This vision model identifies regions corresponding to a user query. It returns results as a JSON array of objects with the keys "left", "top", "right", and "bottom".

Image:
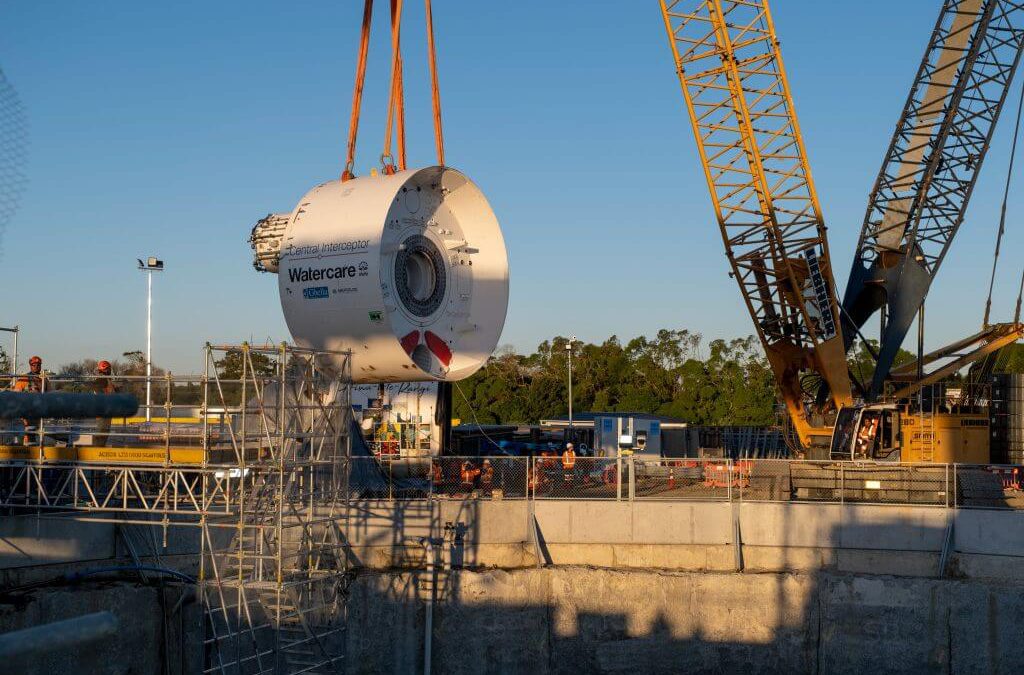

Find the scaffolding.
[{"left": 0, "top": 343, "right": 353, "bottom": 675}]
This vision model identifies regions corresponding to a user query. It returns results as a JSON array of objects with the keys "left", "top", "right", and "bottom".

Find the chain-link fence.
[
  {"left": 632, "top": 459, "right": 736, "bottom": 501},
  {"left": 530, "top": 456, "right": 626, "bottom": 500},
  {"left": 346, "top": 455, "right": 1024, "bottom": 509},
  {"left": 431, "top": 456, "right": 530, "bottom": 499}
]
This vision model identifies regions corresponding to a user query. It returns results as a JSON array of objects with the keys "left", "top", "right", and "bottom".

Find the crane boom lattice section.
[
  {"left": 844, "top": 0, "right": 1024, "bottom": 398},
  {"left": 859, "top": 0, "right": 1024, "bottom": 273},
  {"left": 660, "top": 0, "right": 851, "bottom": 444}
]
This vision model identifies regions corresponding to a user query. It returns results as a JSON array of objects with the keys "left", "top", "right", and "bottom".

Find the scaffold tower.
[{"left": 0, "top": 343, "right": 354, "bottom": 675}]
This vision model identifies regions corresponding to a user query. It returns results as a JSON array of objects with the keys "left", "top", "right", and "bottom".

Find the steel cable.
[{"left": 984, "top": 68, "right": 1024, "bottom": 326}]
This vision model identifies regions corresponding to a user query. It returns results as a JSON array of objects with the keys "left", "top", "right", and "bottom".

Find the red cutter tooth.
[
  {"left": 424, "top": 331, "right": 453, "bottom": 367},
  {"left": 400, "top": 331, "right": 420, "bottom": 356}
]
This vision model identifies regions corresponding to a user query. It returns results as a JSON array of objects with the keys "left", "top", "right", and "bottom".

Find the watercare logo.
[
  {"left": 288, "top": 265, "right": 358, "bottom": 283},
  {"left": 303, "top": 287, "right": 329, "bottom": 300}
]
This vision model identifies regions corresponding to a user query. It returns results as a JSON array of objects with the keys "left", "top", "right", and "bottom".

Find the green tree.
[
  {"left": 452, "top": 328, "right": 780, "bottom": 426},
  {"left": 215, "top": 348, "right": 276, "bottom": 380},
  {"left": 847, "top": 340, "right": 915, "bottom": 394}
]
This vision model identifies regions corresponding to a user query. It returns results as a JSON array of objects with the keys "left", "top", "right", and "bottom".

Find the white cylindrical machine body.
[{"left": 274, "top": 166, "right": 508, "bottom": 383}]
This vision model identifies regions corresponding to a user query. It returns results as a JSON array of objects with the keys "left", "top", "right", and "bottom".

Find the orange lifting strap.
[
  {"left": 342, "top": 0, "right": 447, "bottom": 181},
  {"left": 425, "top": 0, "right": 445, "bottom": 167},
  {"left": 382, "top": 0, "right": 406, "bottom": 174},
  {"left": 343, "top": 0, "right": 374, "bottom": 182}
]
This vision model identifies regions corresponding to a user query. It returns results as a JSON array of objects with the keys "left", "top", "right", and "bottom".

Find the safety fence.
[{"left": 352, "top": 456, "right": 1024, "bottom": 510}]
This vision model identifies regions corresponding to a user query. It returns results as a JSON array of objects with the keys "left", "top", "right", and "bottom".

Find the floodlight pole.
[
  {"left": 146, "top": 270, "right": 153, "bottom": 422},
  {"left": 138, "top": 258, "right": 164, "bottom": 423},
  {"left": 567, "top": 336, "right": 577, "bottom": 435}
]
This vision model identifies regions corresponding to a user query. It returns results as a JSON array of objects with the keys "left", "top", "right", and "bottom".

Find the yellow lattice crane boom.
[{"left": 659, "top": 0, "right": 852, "bottom": 446}]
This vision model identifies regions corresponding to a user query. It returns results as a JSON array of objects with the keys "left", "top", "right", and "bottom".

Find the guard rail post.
[
  {"left": 628, "top": 455, "right": 636, "bottom": 501},
  {"left": 953, "top": 463, "right": 959, "bottom": 509},
  {"left": 616, "top": 454, "right": 622, "bottom": 502},
  {"left": 840, "top": 462, "right": 845, "bottom": 505}
]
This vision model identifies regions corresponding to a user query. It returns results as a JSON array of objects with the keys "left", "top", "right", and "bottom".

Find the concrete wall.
[
  {"left": 6, "top": 500, "right": 1024, "bottom": 581},
  {"left": 4, "top": 499, "right": 1024, "bottom": 674},
  {"left": 0, "top": 517, "right": 116, "bottom": 569},
  {"left": 0, "top": 582, "right": 202, "bottom": 675},
  {"left": 347, "top": 566, "right": 1024, "bottom": 675},
  {"left": 342, "top": 498, "right": 1024, "bottom": 580},
  {"left": 344, "top": 499, "right": 532, "bottom": 569}
]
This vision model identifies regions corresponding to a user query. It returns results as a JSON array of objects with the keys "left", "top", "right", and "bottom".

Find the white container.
[{"left": 252, "top": 166, "right": 509, "bottom": 383}]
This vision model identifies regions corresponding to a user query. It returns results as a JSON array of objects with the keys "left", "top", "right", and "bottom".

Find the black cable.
[
  {"left": 4, "top": 565, "right": 196, "bottom": 595},
  {"left": 453, "top": 381, "right": 503, "bottom": 452},
  {"left": 984, "top": 71, "right": 1024, "bottom": 326}
]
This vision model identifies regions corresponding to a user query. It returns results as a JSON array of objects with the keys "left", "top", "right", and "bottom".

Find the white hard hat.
[{"left": 566, "top": 442, "right": 574, "bottom": 448}]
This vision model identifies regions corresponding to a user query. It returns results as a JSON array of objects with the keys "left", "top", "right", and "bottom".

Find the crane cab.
[
  {"left": 829, "top": 403, "right": 990, "bottom": 463},
  {"left": 830, "top": 405, "right": 900, "bottom": 461}
]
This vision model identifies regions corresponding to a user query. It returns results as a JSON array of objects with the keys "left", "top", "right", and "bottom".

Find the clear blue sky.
[{"left": 1, "top": 1, "right": 1022, "bottom": 374}]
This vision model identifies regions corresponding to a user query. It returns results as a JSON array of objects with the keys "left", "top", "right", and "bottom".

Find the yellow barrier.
[{"left": 0, "top": 445, "right": 206, "bottom": 464}]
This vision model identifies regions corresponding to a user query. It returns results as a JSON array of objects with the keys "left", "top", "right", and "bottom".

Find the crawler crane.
[{"left": 659, "top": 0, "right": 1024, "bottom": 462}]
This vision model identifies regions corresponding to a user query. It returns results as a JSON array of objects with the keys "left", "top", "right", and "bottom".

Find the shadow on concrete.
[{"left": 339, "top": 500, "right": 1024, "bottom": 675}]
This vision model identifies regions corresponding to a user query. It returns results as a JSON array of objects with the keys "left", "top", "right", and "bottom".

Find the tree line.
[
  {"left": 453, "top": 329, "right": 780, "bottom": 427},
  {"left": 452, "top": 329, "right": 925, "bottom": 427}
]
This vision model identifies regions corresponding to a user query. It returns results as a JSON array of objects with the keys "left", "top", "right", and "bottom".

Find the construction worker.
[
  {"left": 91, "top": 360, "right": 118, "bottom": 447},
  {"left": 460, "top": 460, "right": 479, "bottom": 493},
  {"left": 13, "top": 356, "right": 51, "bottom": 445},
  {"left": 431, "top": 460, "right": 444, "bottom": 494},
  {"left": 13, "top": 355, "right": 50, "bottom": 393},
  {"left": 562, "top": 442, "right": 577, "bottom": 487},
  {"left": 855, "top": 415, "right": 880, "bottom": 459},
  {"left": 480, "top": 459, "right": 495, "bottom": 496}
]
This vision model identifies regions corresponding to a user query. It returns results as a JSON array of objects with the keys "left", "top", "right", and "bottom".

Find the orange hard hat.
[
  {"left": 97, "top": 360, "right": 112, "bottom": 373},
  {"left": 29, "top": 355, "right": 41, "bottom": 365}
]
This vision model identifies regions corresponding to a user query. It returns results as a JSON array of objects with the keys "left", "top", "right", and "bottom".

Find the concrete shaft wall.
[
  {"left": 5, "top": 499, "right": 1024, "bottom": 674},
  {"left": 0, "top": 583, "right": 202, "bottom": 675},
  {"left": 347, "top": 567, "right": 1024, "bottom": 675},
  {"left": 343, "top": 499, "right": 1024, "bottom": 580}
]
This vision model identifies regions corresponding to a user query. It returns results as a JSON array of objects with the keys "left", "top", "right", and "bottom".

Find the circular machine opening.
[
  {"left": 394, "top": 235, "right": 447, "bottom": 318},
  {"left": 404, "top": 251, "right": 436, "bottom": 302}
]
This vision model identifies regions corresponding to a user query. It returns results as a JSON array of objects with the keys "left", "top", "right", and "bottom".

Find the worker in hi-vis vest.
[
  {"left": 13, "top": 356, "right": 52, "bottom": 445},
  {"left": 561, "top": 442, "right": 577, "bottom": 485}
]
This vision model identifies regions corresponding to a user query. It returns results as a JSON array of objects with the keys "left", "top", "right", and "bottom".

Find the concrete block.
[
  {"left": 742, "top": 545, "right": 835, "bottom": 573},
  {"left": 835, "top": 549, "right": 939, "bottom": 577},
  {"left": 608, "top": 544, "right": 735, "bottom": 571},
  {"left": 545, "top": 543, "right": 617, "bottom": 568},
  {"left": 0, "top": 517, "right": 114, "bottom": 569},
  {"left": 739, "top": 502, "right": 844, "bottom": 548},
  {"left": 953, "top": 553, "right": 1024, "bottom": 581},
  {"left": 567, "top": 501, "right": 634, "bottom": 544},
  {"left": 953, "top": 509, "right": 1024, "bottom": 557},
  {"left": 469, "top": 500, "right": 528, "bottom": 543},
  {"left": 630, "top": 502, "right": 732, "bottom": 545},
  {"left": 345, "top": 500, "right": 436, "bottom": 547},
  {"left": 533, "top": 501, "right": 572, "bottom": 542},
  {"left": 839, "top": 505, "right": 946, "bottom": 551}
]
